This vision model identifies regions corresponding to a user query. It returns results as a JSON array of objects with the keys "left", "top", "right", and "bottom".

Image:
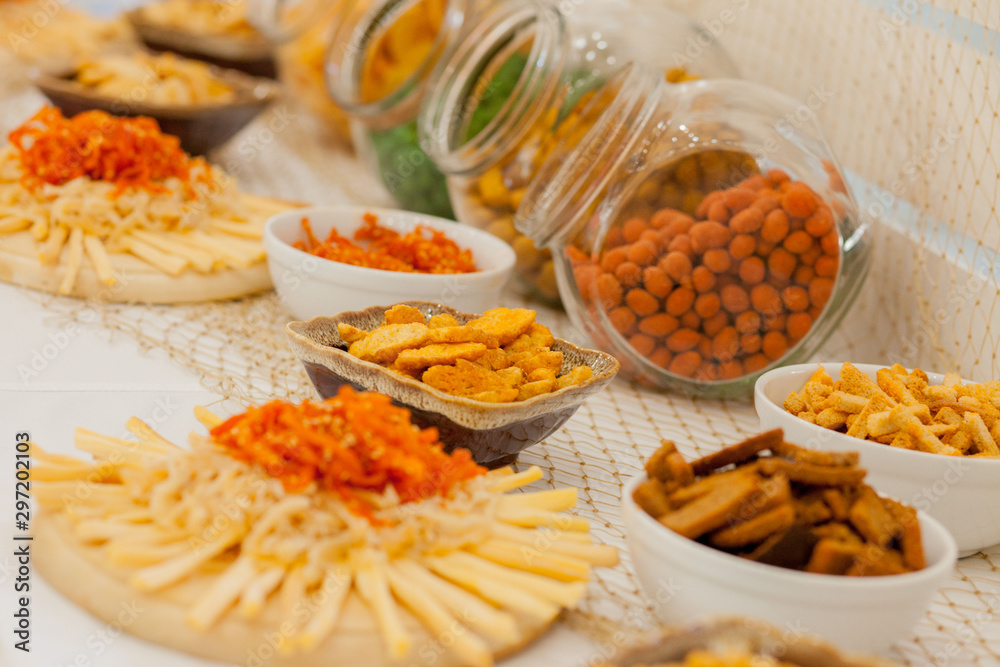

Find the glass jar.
[
  {"left": 249, "top": 0, "right": 353, "bottom": 143},
  {"left": 515, "top": 64, "right": 872, "bottom": 397},
  {"left": 323, "top": 0, "right": 486, "bottom": 218},
  {"left": 419, "top": 0, "right": 739, "bottom": 305}
]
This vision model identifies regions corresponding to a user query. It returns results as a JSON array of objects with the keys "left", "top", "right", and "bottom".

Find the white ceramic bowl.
[
  {"left": 622, "top": 474, "right": 957, "bottom": 654},
  {"left": 264, "top": 206, "right": 515, "bottom": 320},
  {"left": 755, "top": 363, "right": 1000, "bottom": 556}
]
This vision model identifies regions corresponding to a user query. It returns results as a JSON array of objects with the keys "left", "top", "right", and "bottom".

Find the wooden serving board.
[
  {"left": 34, "top": 513, "right": 556, "bottom": 667},
  {"left": 0, "top": 194, "right": 297, "bottom": 304}
]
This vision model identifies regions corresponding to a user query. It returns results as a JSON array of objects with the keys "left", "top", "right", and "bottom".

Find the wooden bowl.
[
  {"left": 126, "top": 8, "right": 277, "bottom": 78},
  {"left": 32, "top": 64, "right": 279, "bottom": 155},
  {"left": 285, "top": 301, "right": 620, "bottom": 467}
]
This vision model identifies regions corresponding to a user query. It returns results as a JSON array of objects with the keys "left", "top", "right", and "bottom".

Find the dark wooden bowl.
[
  {"left": 126, "top": 9, "right": 277, "bottom": 79},
  {"left": 285, "top": 301, "right": 620, "bottom": 468},
  {"left": 32, "top": 64, "right": 280, "bottom": 155}
]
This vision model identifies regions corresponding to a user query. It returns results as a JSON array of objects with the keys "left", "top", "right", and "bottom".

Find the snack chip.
[
  {"left": 347, "top": 322, "right": 430, "bottom": 365},
  {"left": 633, "top": 428, "right": 926, "bottom": 575},
  {"left": 343, "top": 306, "right": 594, "bottom": 402},
  {"left": 467, "top": 307, "right": 536, "bottom": 346},
  {"left": 784, "top": 363, "right": 1000, "bottom": 458}
]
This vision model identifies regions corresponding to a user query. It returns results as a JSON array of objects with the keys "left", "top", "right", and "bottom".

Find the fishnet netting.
[{"left": 5, "top": 0, "right": 1000, "bottom": 663}]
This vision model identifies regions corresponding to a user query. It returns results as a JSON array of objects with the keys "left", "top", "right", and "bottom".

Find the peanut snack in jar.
[
  {"left": 325, "top": 0, "right": 465, "bottom": 218},
  {"left": 574, "top": 164, "right": 839, "bottom": 382},
  {"left": 515, "top": 66, "right": 871, "bottom": 397},
  {"left": 459, "top": 63, "right": 698, "bottom": 303},
  {"left": 420, "top": 0, "right": 739, "bottom": 305}
]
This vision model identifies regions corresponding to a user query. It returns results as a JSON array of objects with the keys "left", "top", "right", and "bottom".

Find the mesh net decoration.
[{"left": 6, "top": 0, "right": 1000, "bottom": 664}]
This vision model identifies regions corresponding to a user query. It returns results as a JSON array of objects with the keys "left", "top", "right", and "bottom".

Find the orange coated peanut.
[{"left": 626, "top": 288, "right": 660, "bottom": 317}]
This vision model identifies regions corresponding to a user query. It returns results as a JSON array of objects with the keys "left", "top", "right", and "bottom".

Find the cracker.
[
  {"left": 773, "top": 441, "right": 859, "bottom": 467},
  {"left": 428, "top": 313, "right": 460, "bottom": 328},
  {"left": 512, "top": 349, "right": 564, "bottom": 376},
  {"left": 422, "top": 359, "right": 513, "bottom": 399},
  {"left": 884, "top": 496, "right": 925, "bottom": 570},
  {"left": 632, "top": 480, "right": 672, "bottom": 518},
  {"left": 504, "top": 323, "right": 556, "bottom": 354},
  {"left": 839, "top": 362, "right": 883, "bottom": 399},
  {"left": 757, "top": 458, "right": 867, "bottom": 486},
  {"left": 708, "top": 503, "right": 796, "bottom": 549},
  {"left": 347, "top": 323, "right": 429, "bottom": 365},
  {"left": 466, "top": 308, "right": 536, "bottom": 346},
  {"left": 527, "top": 368, "right": 558, "bottom": 383},
  {"left": 494, "top": 367, "right": 525, "bottom": 388},
  {"left": 470, "top": 389, "right": 519, "bottom": 403},
  {"left": 792, "top": 492, "right": 833, "bottom": 526},
  {"left": 690, "top": 429, "right": 783, "bottom": 476},
  {"left": 556, "top": 366, "right": 593, "bottom": 390},
  {"left": 394, "top": 343, "right": 488, "bottom": 371},
  {"left": 337, "top": 323, "right": 368, "bottom": 344},
  {"left": 846, "top": 547, "right": 907, "bottom": 576},
  {"left": 805, "top": 538, "right": 864, "bottom": 575},
  {"left": 848, "top": 486, "right": 898, "bottom": 549},
  {"left": 517, "top": 379, "right": 556, "bottom": 401},
  {"left": 474, "top": 348, "right": 510, "bottom": 371},
  {"left": 425, "top": 326, "right": 499, "bottom": 348},
  {"left": 962, "top": 411, "right": 1000, "bottom": 456},
  {"left": 659, "top": 470, "right": 761, "bottom": 539},
  {"left": 382, "top": 304, "right": 427, "bottom": 325}
]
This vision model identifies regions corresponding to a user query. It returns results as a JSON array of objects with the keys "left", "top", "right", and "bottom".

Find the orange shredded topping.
[
  {"left": 209, "top": 387, "right": 486, "bottom": 520},
  {"left": 8, "top": 106, "right": 209, "bottom": 197},
  {"left": 294, "top": 212, "right": 478, "bottom": 274}
]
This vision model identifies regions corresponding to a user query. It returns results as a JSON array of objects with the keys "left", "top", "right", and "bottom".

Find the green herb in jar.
[{"left": 369, "top": 121, "right": 455, "bottom": 219}]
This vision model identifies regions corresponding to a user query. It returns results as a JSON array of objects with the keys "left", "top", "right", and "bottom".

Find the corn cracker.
[
  {"left": 504, "top": 323, "right": 556, "bottom": 354},
  {"left": 466, "top": 308, "right": 535, "bottom": 346},
  {"left": 395, "top": 343, "right": 488, "bottom": 371},
  {"left": 347, "top": 323, "right": 429, "bottom": 365},
  {"left": 383, "top": 304, "right": 427, "bottom": 325},
  {"left": 556, "top": 365, "right": 593, "bottom": 390},
  {"left": 337, "top": 323, "right": 368, "bottom": 344}
]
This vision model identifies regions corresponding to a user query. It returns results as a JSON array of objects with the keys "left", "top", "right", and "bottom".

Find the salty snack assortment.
[
  {"left": 340, "top": 305, "right": 594, "bottom": 402},
  {"left": 0, "top": 107, "right": 291, "bottom": 300},
  {"left": 785, "top": 363, "right": 1000, "bottom": 457},
  {"left": 71, "top": 51, "right": 236, "bottom": 106},
  {"left": 295, "top": 213, "right": 478, "bottom": 273},
  {"left": 31, "top": 388, "right": 618, "bottom": 666},
  {"left": 633, "top": 429, "right": 926, "bottom": 575}
]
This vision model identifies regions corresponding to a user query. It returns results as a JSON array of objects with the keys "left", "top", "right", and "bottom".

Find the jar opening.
[
  {"left": 324, "top": 0, "right": 467, "bottom": 123},
  {"left": 419, "top": 0, "right": 566, "bottom": 176},
  {"left": 516, "top": 63, "right": 663, "bottom": 249}
]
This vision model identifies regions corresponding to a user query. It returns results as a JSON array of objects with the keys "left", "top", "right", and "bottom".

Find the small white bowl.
[
  {"left": 263, "top": 206, "right": 515, "bottom": 320},
  {"left": 622, "top": 474, "right": 957, "bottom": 654},
  {"left": 755, "top": 363, "right": 1000, "bottom": 556}
]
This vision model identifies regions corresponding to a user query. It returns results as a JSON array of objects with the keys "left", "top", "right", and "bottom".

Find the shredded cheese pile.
[
  {"left": 210, "top": 389, "right": 486, "bottom": 519},
  {"left": 31, "top": 394, "right": 619, "bottom": 666},
  {"left": 0, "top": 107, "right": 288, "bottom": 293}
]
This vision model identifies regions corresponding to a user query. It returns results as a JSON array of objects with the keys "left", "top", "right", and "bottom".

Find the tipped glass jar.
[
  {"left": 419, "top": 0, "right": 739, "bottom": 305},
  {"left": 323, "top": 0, "right": 488, "bottom": 218},
  {"left": 515, "top": 64, "right": 871, "bottom": 397},
  {"left": 249, "top": 0, "right": 353, "bottom": 143}
]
